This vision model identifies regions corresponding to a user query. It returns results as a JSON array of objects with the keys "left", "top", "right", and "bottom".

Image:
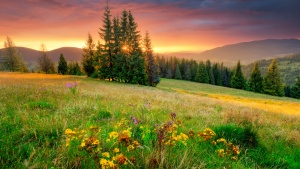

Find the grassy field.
[{"left": 1, "top": 72, "right": 300, "bottom": 168}]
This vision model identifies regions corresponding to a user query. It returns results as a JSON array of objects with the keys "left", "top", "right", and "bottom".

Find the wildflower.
[
  {"left": 109, "top": 132, "right": 119, "bottom": 139},
  {"left": 180, "top": 133, "right": 188, "bottom": 141},
  {"left": 80, "top": 141, "right": 86, "bottom": 147},
  {"left": 100, "top": 158, "right": 115, "bottom": 169},
  {"left": 130, "top": 116, "right": 139, "bottom": 125},
  {"left": 92, "top": 139, "right": 100, "bottom": 145},
  {"left": 65, "top": 129, "right": 76, "bottom": 135},
  {"left": 212, "top": 141, "right": 217, "bottom": 146},
  {"left": 113, "top": 148, "right": 120, "bottom": 153},
  {"left": 132, "top": 141, "right": 140, "bottom": 146},
  {"left": 217, "top": 149, "right": 225, "bottom": 158},
  {"left": 217, "top": 138, "right": 227, "bottom": 144},
  {"left": 232, "top": 156, "right": 238, "bottom": 161},
  {"left": 198, "top": 128, "right": 216, "bottom": 140},
  {"left": 66, "top": 138, "right": 70, "bottom": 147},
  {"left": 232, "top": 145, "right": 240, "bottom": 155},
  {"left": 106, "top": 139, "right": 111, "bottom": 143},
  {"left": 127, "top": 145, "right": 135, "bottom": 151},
  {"left": 102, "top": 152, "right": 110, "bottom": 158},
  {"left": 115, "top": 154, "right": 127, "bottom": 165},
  {"left": 89, "top": 126, "right": 99, "bottom": 131}
]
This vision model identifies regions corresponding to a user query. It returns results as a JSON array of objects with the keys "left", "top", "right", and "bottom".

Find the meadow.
[{"left": 0, "top": 72, "right": 300, "bottom": 168}]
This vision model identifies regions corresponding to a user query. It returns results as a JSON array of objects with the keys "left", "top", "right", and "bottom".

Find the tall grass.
[{"left": 0, "top": 72, "right": 299, "bottom": 168}]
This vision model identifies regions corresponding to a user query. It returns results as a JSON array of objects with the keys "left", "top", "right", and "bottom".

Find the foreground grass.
[{"left": 0, "top": 72, "right": 299, "bottom": 168}]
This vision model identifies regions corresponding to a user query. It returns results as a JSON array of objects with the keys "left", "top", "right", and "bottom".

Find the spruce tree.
[
  {"left": 127, "top": 11, "right": 147, "bottom": 85},
  {"left": 290, "top": 76, "right": 300, "bottom": 98},
  {"left": 184, "top": 64, "right": 192, "bottom": 81},
  {"left": 263, "top": 59, "right": 284, "bottom": 96},
  {"left": 212, "top": 63, "right": 222, "bottom": 86},
  {"left": 57, "top": 53, "right": 68, "bottom": 75},
  {"left": 175, "top": 64, "right": 182, "bottom": 80},
  {"left": 143, "top": 31, "right": 160, "bottom": 86},
  {"left": 82, "top": 33, "right": 96, "bottom": 77},
  {"left": 195, "top": 61, "right": 209, "bottom": 83},
  {"left": 2, "top": 36, "right": 28, "bottom": 72},
  {"left": 230, "top": 61, "right": 246, "bottom": 89},
  {"left": 98, "top": 5, "right": 114, "bottom": 80},
  {"left": 37, "top": 44, "right": 55, "bottom": 74},
  {"left": 206, "top": 60, "right": 214, "bottom": 84},
  {"left": 249, "top": 62, "right": 263, "bottom": 93}
]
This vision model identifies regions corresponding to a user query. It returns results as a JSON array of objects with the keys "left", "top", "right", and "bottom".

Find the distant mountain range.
[
  {"left": 1, "top": 38, "right": 300, "bottom": 69},
  {"left": 198, "top": 39, "right": 300, "bottom": 65},
  {"left": 0, "top": 47, "right": 83, "bottom": 70}
]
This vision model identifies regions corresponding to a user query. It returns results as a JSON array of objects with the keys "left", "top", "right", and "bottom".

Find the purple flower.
[{"left": 66, "top": 83, "right": 72, "bottom": 88}]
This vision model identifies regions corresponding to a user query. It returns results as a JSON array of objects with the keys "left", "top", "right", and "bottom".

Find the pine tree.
[
  {"left": 82, "top": 33, "right": 96, "bottom": 77},
  {"left": 143, "top": 31, "right": 160, "bottom": 86},
  {"left": 2, "top": 36, "right": 28, "bottom": 72},
  {"left": 212, "top": 63, "right": 222, "bottom": 86},
  {"left": 195, "top": 61, "right": 209, "bottom": 83},
  {"left": 57, "top": 53, "right": 68, "bottom": 75},
  {"left": 98, "top": 5, "right": 114, "bottom": 80},
  {"left": 190, "top": 60, "right": 198, "bottom": 81},
  {"left": 126, "top": 11, "right": 147, "bottom": 85},
  {"left": 174, "top": 64, "right": 182, "bottom": 80},
  {"left": 230, "top": 61, "right": 246, "bottom": 89},
  {"left": 37, "top": 44, "right": 55, "bottom": 74},
  {"left": 68, "top": 61, "right": 83, "bottom": 75},
  {"left": 206, "top": 60, "right": 214, "bottom": 84},
  {"left": 263, "top": 59, "right": 284, "bottom": 96},
  {"left": 249, "top": 62, "right": 263, "bottom": 93},
  {"left": 184, "top": 64, "right": 192, "bottom": 81},
  {"left": 290, "top": 76, "right": 300, "bottom": 98}
]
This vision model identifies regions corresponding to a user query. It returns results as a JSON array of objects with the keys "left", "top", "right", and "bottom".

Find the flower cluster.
[
  {"left": 66, "top": 82, "right": 77, "bottom": 94},
  {"left": 64, "top": 114, "right": 242, "bottom": 168}
]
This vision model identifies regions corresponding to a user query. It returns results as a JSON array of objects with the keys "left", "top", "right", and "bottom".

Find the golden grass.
[{"left": 0, "top": 72, "right": 69, "bottom": 79}]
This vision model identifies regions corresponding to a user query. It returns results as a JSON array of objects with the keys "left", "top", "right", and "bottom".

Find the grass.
[{"left": 0, "top": 72, "right": 300, "bottom": 168}]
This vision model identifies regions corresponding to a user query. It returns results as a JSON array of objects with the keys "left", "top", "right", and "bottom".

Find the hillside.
[
  {"left": 198, "top": 39, "right": 300, "bottom": 65},
  {"left": 0, "top": 47, "right": 83, "bottom": 70},
  {"left": 243, "top": 54, "right": 300, "bottom": 86}
]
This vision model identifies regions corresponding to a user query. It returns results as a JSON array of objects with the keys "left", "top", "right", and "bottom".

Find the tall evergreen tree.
[
  {"left": 126, "top": 11, "right": 147, "bottom": 84},
  {"left": 195, "top": 61, "right": 209, "bottom": 83},
  {"left": 1, "top": 36, "right": 28, "bottom": 72},
  {"left": 206, "top": 60, "right": 214, "bottom": 85},
  {"left": 143, "top": 31, "right": 160, "bottom": 86},
  {"left": 37, "top": 44, "right": 55, "bottom": 74},
  {"left": 212, "top": 63, "right": 222, "bottom": 86},
  {"left": 57, "top": 53, "right": 68, "bottom": 75},
  {"left": 249, "top": 62, "right": 263, "bottom": 93},
  {"left": 230, "top": 61, "right": 246, "bottom": 89},
  {"left": 263, "top": 59, "right": 284, "bottom": 96},
  {"left": 82, "top": 33, "right": 96, "bottom": 77},
  {"left": 290, "top": 76, "right": 300, "bottom": 98},
  {"left": 98, "top": 5, "right": 114, "bottom": 80},
  {"left": 190, "top": 60, "right": 198, "bottom": 81},
  {"left": 184, "top": 64, "right": 192, "bottom": 81},
  {"left": 68, "top": 61, "right": 83, "bottom": 75},
  {"left": 174, "top": 64, "right": 182, "bottom": 80}
]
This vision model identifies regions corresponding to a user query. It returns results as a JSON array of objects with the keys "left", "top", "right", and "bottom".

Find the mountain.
[
  {"left": 243, "top": 53, "right": 300, "bottom": 86},
  {"left": 0, "top": 47, "right": 83, "bottom": 70},
  {"left": 198, "top": 39, "right": 300, "bottom": 65}
]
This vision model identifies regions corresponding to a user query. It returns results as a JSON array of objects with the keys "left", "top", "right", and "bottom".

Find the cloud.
[{"left": 1, "top": 0, "right": 299, "bottom": 51}]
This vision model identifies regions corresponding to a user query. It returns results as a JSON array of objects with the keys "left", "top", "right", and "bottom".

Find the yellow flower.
[
  {"left": 132, "top": 140, "right": 140, "bottom": 146},
  {"left": 100, "top": 158, "right": 107, "bottom": 165},
  {"left": 80, "top": 141, "right": 86, "bottom": 147},
  {"left": 232, "top": 156, "right": 238, "bottom": 161},
  {"left": 109, "top": 131, "right": 119, "bottom": 139},
  {"left": 217, "top": 149, "right": 225, "bottom": 158},
  {"left": 232, "top": 145, "right": 240, "bottom": 155},
  {"left": 65, "top": 129, "right": 76, "bottom": 135},
  {"left": 127, "top": 145, "right": 135, "bottom": 151},
  {"left": 180, "top": 133, "right": 189, "bottom": 140},
  {"left": 217, "top": 138, "right": 227, "bottom": 144},
  {"left": 212, "top": 141, "right": 217, "bottom": 146},
  {"left": 66, "top": 138, "right": 70, "bottom": 147},
  {"left": 102, "top": 152, "right": 110, "bottom": 158},
  {"left": 113, "top": 148, "right": 120, "bottom": 153},
  {"left": 92, "top": 139, "right": 100, "bottom": 145},
  {"left": 106, "top": 139, "right": 111, "bottom": 143}
]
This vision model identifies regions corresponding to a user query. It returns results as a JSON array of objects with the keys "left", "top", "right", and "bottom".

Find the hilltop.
[{"left": 243, "top": 54, "right": 300, "bottom": 86}]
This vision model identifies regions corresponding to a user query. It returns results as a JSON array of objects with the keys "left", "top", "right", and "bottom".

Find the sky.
[{"left": 1, "top": 0, "right": 300, "bottom": 53}]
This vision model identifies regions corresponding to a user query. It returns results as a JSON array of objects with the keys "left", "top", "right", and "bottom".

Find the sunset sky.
[{"left": 1, "top": 0, "right": 300, "bottom": 53}]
